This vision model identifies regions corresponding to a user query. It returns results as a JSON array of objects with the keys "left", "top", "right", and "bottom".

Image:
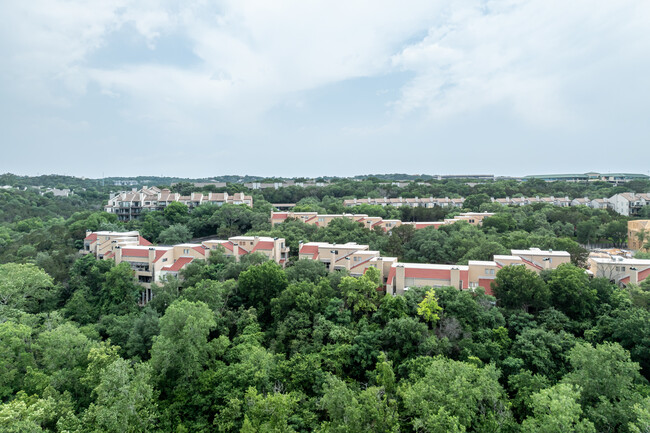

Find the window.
[
  {"left": 162, "top": 258, "right": 167, "bottom": 262},
  {"left": 183, "top": 249, "right": 189, "bottom": 254}
]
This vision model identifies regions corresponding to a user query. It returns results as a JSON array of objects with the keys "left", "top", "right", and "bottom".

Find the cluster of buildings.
[
  {"left": 524, "top": 172, "right": 649, "bottom": 184},
  {"left": 82, "top": 230, "right": 289, "bottom": 302},
  {"left": 298, "top": 242, "right": 571, "bottom": 295},
  {"left": 588, "top": 255, "right": 650, "bottom": 286},
  {"left": 270, "top": 211, "right": 494, "bottom": 231},
  {"left": 342, "top": 193, "right": 650, "bottom": 216},
  {"left": 628, "top": 220, "right": 650, "bottom": 251},
  {"left": 105, "top": 187, "right": 253, "bottom": 221}
]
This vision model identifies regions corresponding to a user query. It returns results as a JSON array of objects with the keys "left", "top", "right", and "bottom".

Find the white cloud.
[
  {"left": 390, "top": 0, "right": 650, "bottom": 127},
  {"left": 1, "top": 0, "right": 650, "bottom": 177}
]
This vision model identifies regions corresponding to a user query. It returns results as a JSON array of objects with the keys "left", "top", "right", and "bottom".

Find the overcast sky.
[{"left": 1, "top": 0, "right": 649, "bottom": 179}]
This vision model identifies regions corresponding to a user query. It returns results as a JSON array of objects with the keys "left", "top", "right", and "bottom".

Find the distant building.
[
  {"left": 608, "top": 193, "right": 650, "bottom": 216},
  {"left": 270, "top": 211, "right": 494, "bottom": 230},
  {"left": 588, "top": 255, "right": 650, "bottom": 286},
  {"left": 83, "top": 231, "right": 288, "bottom": 303},
  {"left": 113, "top": 180, "right": 140, "bottom": 186},
  {"left": 295, "top": 243, "right": 569, "bottom": 296},
  {"left": 524, "top": 172, "right": 649, "bottom": 184},
  {"left": 628, "top": 220, "right": 650, "bottom": 251},
  {"left": 105, "top": 186, "right": 253, "bottom": 221}
]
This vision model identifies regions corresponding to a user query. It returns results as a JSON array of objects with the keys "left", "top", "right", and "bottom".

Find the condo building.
[
  {"left": 270, "top": 211, "right": 494, "bottom": 230},
  {"left": 83, "top": 231, "right": 289, "bottom": 301},
  {"left": 105, "top": 186, "right": 253, "bottom": 221}
]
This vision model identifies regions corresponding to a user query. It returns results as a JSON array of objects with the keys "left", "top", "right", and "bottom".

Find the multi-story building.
[
  {"left": 83, "top": 230, "right": 152, "bottom": 258},
  {"left": 524, "top": 172, "right": 649, "bottom": 184},
  {"left": 343, "top": 197, "right": 466, "bottom": 208},
  {"left": 83, "top": 231, "right": 289, "bottom": 298},
  {"left": 628, "top": 220, "right": 650, "bottom": 251},
  {"left": 270, "top": 211, "right": 494, "bottom": 230},
  {"left": 608, "top": 193, "right": 650, "bottom": 217},
  {"left": 296, "top": 242, "right": 570, "bottom": 296},
  {"left": 588, "top": 256, "right": 650, "bottom": 286},
  {"left": 105, "top": 186, "right": 253, "bottom": 221}
]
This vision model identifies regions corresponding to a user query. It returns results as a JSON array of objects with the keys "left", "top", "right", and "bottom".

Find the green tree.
[
  {"left": 163, "top": 202, "right": 189, "bottom": 225},
  {"left": 417, "top": 289, "right": 443, "bottom": 326},
  {"left": 0, "top": 322, "right": 35, "bottom": 400},
  {"left": 339, "top": 267, "right": 381, "bottom": 316},
  {"left": 82, "top": 359, "right": 158, "bottom": 433},
  {"left": 563, "top": 342, "right": 645, "bottom": 432},
  {"left": 547, "top": 264, "right": 597, "bottom": 319},
  {"left": 0, "top": 263, "right": 54, "bottom": 313},
  {"left": 399, "top": 357, "right": 511, "bottom": 432},
  {"left": 492, "top": 265, "right": 550, "bottom": 312},
  {"left": 157, "top": 223, "right": 192, "bottom": 245},
  {"left": 238, "top": 261, "right": 288, "bottom": 325},
  {"left": 149, "top": 300, "right": 216, "bottom": 391},
  {"left": 521, "top": 383, "right": 595, "bottom": 433}
]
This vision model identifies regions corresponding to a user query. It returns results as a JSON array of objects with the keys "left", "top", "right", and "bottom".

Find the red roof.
[
  {"left": 306, "top": 216, "right": 318, "bottom": 223},
  {"left": 520, "top": 257, "right": 543, "bottom": 271},
  {"left": 351, "top": 257, "right": 373, "bottom": 269},
  {"left": 387, "top": 267, "right": 396, "bottom": 285},
  {"left": 162, "top": 256, "right": 194, "bottom": 272},
  {"left": 122, "top": 248, "right": 149, "bottom": 258},
  {"left": 154, "top": 250, "right": 168, "bottom": 262},
  {"left": 220, "top": 242, "right": 234, "bottom": 252},
  {"left": 84, "top": 233, "right": 97, "bottom": 242},
  {"left": 252, "top": 241, "right": 274, "bottom": 252},
  {"left": 300, "top": 245, "right": 319, "bottom": 259},
  {"left": 104, "top": 251, "right": 114, "bottom": 259},
  {"left": 192, "top": 245, "right": 206, "bottom": 256},
  {"left": 272, "top": 213, "right": 288, "bottom": 220},
  {"left": 138, "top": 236, "right": 152, "bottom": 246}
]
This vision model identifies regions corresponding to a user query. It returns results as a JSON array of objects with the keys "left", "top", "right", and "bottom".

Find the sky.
[{"left": 1, "top": 0, "right": 649, "bottom": 179}]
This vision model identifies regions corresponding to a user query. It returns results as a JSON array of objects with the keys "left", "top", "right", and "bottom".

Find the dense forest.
[{"left": 1, "top": 175, "right": 650, "bottom": 432}]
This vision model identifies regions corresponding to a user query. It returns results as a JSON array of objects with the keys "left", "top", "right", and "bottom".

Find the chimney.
[
  {"left": 148, "top": 247, "right": 155, "bottom": 266},
  {"left": 233, "top": 243, "right": 240, "bottom": 262},
  {"left": 115, "top": 246, "right": 122, "bottom": 264},
  {"left": 450, "top": 267, "right": 461, "bottom": 289},
  {"left": 395, "top": 265, "right": 406, "bottom": 295}
]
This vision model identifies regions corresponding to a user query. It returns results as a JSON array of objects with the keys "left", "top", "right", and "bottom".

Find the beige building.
[
  {"left": 628, "top": 220, "right": 650, "bottom": 251},
  {"left": 271, "top": 211, "right": 494, "bottom": 230},
  {"left": 84, "top": 231, "right": 289, "bottom": 301},
  {"left": 297, "top": 241, "right": 569, "bottom": 296},
  {"left": 105, "top": 186, "right": 253, "bottom": 221},
  {"left": 588, "top": 256, "right": 650, "bottom": 286},
  {"left": 83, "top": 230, "right": 152, "bottom": 258}
]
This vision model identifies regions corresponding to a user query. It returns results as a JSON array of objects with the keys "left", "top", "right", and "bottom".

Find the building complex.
[
  {"left": 270, "top": 211, "right": 494, "bottom": 230},
  {"left": 298, "top": 242, "right": 571, "bottom": 295},
  {"left": 105, "top": 186, "right": 253, "bottom": 221},
  {"left": 83, "top": 231, "right": 289, "bottom": 302}
]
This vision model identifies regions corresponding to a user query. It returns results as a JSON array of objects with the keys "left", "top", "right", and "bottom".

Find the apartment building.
[
  {"left": 343, "top": 197, "right": 466, "bottom": 208},
  {"left": 105, "top": 186, "right": 253, "bottom": 221},
  {"left": 608, "top": 193, "right": 650, "bottom": 217},
  {"left": 296, "top": 241, "right": 569, "bottom": 296},
  {"left": 588, "top": 256, "right": 650, "bottom": 286},
  {"left": 270, "top": 211, "right": 494, "bottom": 230},
  {"left": 524, "top": 172, "right": 649, "bottom": 184},
  {"left": 83, "top": 230, "right": 152, "bottom": 258},
  {"left": 83, "top": 231, "right": 289, "bottom": 298},
  {"left": 628, "top": 220, "right": 650, "bottom": 251}
]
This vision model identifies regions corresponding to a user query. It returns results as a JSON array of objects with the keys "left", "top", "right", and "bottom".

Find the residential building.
[
  {"left": 296, "top": 242, "right": 569, "bottom": 296},
  {"left": 628, "top": 220, "right": 650, "bottom": 251},
  {"left": 524, "top": 172, "right": 649, "bottom": 184},
  {"left": 608, "top": 193, "right": 650, "bottom": 216},
  {"left": 588, "top": 256, "right": 650, "bottom": 286},
  {"left": 342, "top": 197, "right": 466, "bottom": 208},
  {"left": 105, "top": 186, "right": 253, "bottom": 221},
  {"left": 83, "top": 231, "right": 289, "bottom": 300},
  {"left": 83, "top": 230, "right": 152, "bottom": 258},
  {"left": 270, "top": 211, "right": 494, "bottom": 230}
]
